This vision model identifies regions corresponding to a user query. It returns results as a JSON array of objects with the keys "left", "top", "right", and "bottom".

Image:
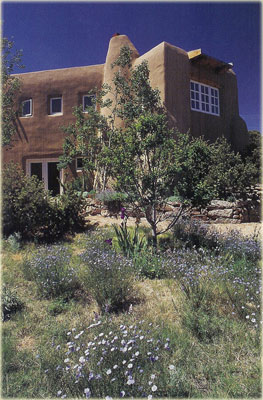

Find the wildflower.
[
  {"left": 128, "top": 363, "right": 133, "bottom": 369},
  {"left": 106, "top": 369, "right": 112, "bottom": 375},
  {"left": 105, "top": 238, "right": 112, "bottom": 245},
  {"left": 113, "top": 364, "right": 118, "bottom": 369},
  {"left": 152, "top": 385, "right": 158, "bottom": 392},
  {"left": 105, "top": 397, "right": 112, "bottom": 400},
  {"left": 64, "top": 358, "right": 70, "bottom": 363},
  {"left": 151, "top": 374, "right": 156, "bottom": 379},
  {"left": 84, "top": 388, "right": 91, "bottom": 398},
  {"left": 148, "top": 396, "right": 153, "bottom": 400},
  {"left": 79, "top": 356, "right": 85, "bottom": 363},
  {"left": 120, "top": 391, "right": 125, "bottom": 397},
  {"left": 57, "top": 390, "right": 62, "bottom": 396},
  {"left": 121, "top": 207, "right": 126, "bottom": 219},
  {"left": 127, "top": 377, "right": 135, "bottom": 385},
  {"left": 169, "top": 364, "right": 175, "bottom": 370}
]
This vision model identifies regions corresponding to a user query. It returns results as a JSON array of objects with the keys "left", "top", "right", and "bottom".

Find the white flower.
[
  {"left": 152, "top": 384, "right": 158, "bottom": 392},
  {"left": 120, "top": 390, "right": 125, "bottom": 397},
  {"left": 151, "top": 374, "right": 156, "bottom": 380},
  {"left": 128, "top": 363, "right": 133, "bottom": 369},
  {"left": 246, "top": 315, "right": 250, "bottom": 319},
  {"left": 148, "top": 396, "right": 152, "bottom": 400},
  {"left": 106, "top": 369, "right": 112, "bottom": 375},
  {"left": 64, "top": 358, "right": 70, "bottom": 363},
  {"left": 140, "top": 335, "right": 144, "bottom": 340},
  {"left": 57, "top": 390, "right": 62, "bottom": 396},
  {"left": 113, "top": 364, "right": 118, "bottom": 369},
  {"left": 105, "top": 397, "right": 112, "bottom": 400},
  {"left": 84, "top": 388, "right": 91, "bottom": 398},
  {"left": 122, "top": 360, "right": 127, "bottom": 365},
  {"left": 79, "top": 356, "right": 85, "bottom": 363},
  {"left": 135, "top": 351, "right": 139, "bottom": 357},
  {"left": 127, "top": 378, "right": 135, "bottom": 385},
  {"left": 169, "top": 364, "right": 175, "bottom": 370}
]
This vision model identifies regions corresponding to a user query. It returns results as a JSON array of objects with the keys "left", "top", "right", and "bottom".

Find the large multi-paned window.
[{"left": 190, "top": 81, "right": 220, "bottom": 116}]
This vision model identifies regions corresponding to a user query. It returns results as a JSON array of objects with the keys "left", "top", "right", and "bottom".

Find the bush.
[
  {"left": 44, "top": 317, "right": 173, "bottom": 398},
  {"left": 6, "top": 232, "right": 22, "bottom": 252},
  {"left": 80, "top": 234, "right": 135, "bottom": 312},
  {"left": 96, "top": 190, "right": 128, "bottom": 213},
  {"left": 23, "top": 245, "right": 79, "bottom": 299},
  {"left": 2, "top": 163, "right": 86, "bottom": 242},
  {"left": 172, "top": 218, "right": 220, "bottom": 250},
  {"left": 2, "top": 285, "right": 24, "bottom": 321}
]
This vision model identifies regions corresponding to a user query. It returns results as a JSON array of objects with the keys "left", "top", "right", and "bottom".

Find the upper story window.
[
  {"left": 83, "top": 95, "right": 96, "bottom": 112},
  {"left": 50, "top": 97, "right": 62, "bottom": 115},
  {"left": 21, "top": 99, "right": 32, "bottom": 117},
  {"left": 190, "top": 81, "right": 220, "bottom": 116}
]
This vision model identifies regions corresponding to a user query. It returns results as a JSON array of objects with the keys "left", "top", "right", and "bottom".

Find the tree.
[
  {"left": 2, "top": 37, "right": 24, "bottom": 147},
  {"left": 241, "top": 130, "right": 261, "bottom": 182},
  {"left": 60, "top": 46, "right": 257, "bottom": 247}
]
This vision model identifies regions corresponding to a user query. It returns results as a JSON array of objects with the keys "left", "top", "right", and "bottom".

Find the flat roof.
[{"left": 188, "top": 49, "right": 233, "bottom": 73}]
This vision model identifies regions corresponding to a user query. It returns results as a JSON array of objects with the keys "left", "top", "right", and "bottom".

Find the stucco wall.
[{"left": 3, "top": 64, "right": 104, "bottom": 169}]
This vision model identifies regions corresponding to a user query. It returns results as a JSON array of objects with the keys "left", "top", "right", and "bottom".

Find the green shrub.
[
  {"left": 113, "top": 212, "right": 148, "bottom": 257},
  {"left": 23, "top": 245, "right": 79, "bottom": 299},
  {"left": 80, "top": 235, "right": 135, "bottom": 312},
  {"left": 133, "top": 251, "right": 167, "bottom": 279},
  {"left": 6, "top": 232, "right": 22, "bottom": 252},
  {"left": 2, "top": 163, "right": 86, "bottom": 242},
  {"left": 96, "top": 190, "right": 128, "bottom": 213},
  {"left": 2, "top": 285, "right": 24, "bottom": 321},
  {"left": 172, "top": 218, "right": 219, "bottom": 250}
]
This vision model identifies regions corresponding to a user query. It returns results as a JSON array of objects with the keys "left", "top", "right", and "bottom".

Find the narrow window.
[
  {"left": 76, "top": 157, "right": 83, "bottom": 171},
  {"left": 50, "top": 97, "right": 62, "bottom": 115},
  {"left": 83, "top": 95, "right": 96, "bottom": 112},
  {"left": 21, "top": 99, "right": 32, "bottom": 117}
]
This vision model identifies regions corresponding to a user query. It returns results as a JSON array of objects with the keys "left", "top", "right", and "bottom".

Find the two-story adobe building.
[{"left": 3, "top": 34, "right": 249, "bottom": 195}]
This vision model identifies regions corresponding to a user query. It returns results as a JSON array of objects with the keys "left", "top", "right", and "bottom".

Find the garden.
[
  {"left": 2, "top": 211, "right": 261, "bottom": 398},
  {"left": 2, "top": 44, "right": 261, "bottom": 398}
]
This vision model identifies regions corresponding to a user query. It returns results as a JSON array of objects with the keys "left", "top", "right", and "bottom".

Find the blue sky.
[{"left": 2, "top": 1, "right": 261, "bottom": 131}]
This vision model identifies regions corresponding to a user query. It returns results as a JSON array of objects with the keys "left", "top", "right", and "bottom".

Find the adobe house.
[{"left": 3, "top": 34, "right": 249, "bottom": 195}]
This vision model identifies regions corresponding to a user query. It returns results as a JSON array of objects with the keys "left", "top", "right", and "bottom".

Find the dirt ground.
[{"left": 86, "top": 215, "right": 262, "bottom": 238}]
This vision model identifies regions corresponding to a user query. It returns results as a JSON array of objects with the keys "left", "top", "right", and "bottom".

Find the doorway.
[{"left": 26, "top": 159, "right": 62, "bottom": 195}]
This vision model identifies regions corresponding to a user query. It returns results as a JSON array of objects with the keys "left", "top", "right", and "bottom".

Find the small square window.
[
  {"left": 21, "top": 99, "right": 32, "bottom": 116},
  {"left": 83, "top": 95, "right": 96, "bottom": 112},
  {"left": 76, "top": 157, "right": 83, "bottom": 171},
  {"left": 50, "top": 97, "right": 62, "bottom": 114}
]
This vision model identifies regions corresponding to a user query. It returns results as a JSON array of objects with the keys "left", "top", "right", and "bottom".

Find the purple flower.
[
  {"left": 120, "top": 208, "right": 126, "bottom": 219},
  {"left": 105, "top": 238, "right": 112, "bottom": 246}
]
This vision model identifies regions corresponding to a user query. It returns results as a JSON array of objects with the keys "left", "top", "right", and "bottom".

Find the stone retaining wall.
[{"left": 84, "top": 185, "right": 261, "bottom": 224}]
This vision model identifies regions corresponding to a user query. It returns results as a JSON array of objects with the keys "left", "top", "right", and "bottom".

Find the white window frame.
[
  {"left": 190, "top": 80, "right": 220, "bottom": 116},
  {"left": 82, "top": 94, "right": 96, "bottom": 113},
  {"left": 26, "top": 158, "right": 63, "bottom": 194},
  {"left": 50, "top": 97, "right": 62, "bottom": 115},
  {"left": 76, "top": 157, "right": 84, "bottom": 171},
  {"left": 21, "top": 99, "right": 32, "bottom": 117}
]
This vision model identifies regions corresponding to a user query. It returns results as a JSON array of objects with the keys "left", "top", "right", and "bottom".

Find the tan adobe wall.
[
  {"left": 3, "top": 64, "right": 104, "bottom": 171},
  {"left": 189, "top": 63, "right": 249, "bottom": 150}
]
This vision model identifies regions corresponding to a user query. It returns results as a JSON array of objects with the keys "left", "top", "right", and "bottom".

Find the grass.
[{"left": 1, "top": 226, "right": 261, "bottom": 398}]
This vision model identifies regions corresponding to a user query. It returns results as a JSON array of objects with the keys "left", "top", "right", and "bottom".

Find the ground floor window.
[{"left": 26, "top": 158, "right": 62, "bottom": 196}]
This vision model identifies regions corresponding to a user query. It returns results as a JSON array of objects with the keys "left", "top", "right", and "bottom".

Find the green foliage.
[
  {"left": 6, "top": 232, "right": 22, "bottom": 252},
  {"left": 2, "top": 37, "right": 24, "bottom": 146},
  {"left": 172, "top": 218, "right": 219, "bottom": 250},
  {"left": 133, "top": 250, "right": 167, "bottom": 279},
  {"left": 80, "top": 236, "right": 135, "bottom": 312},
  {"left": 113, "top": 216, "right": 147, "bottom": 257},
  {"left": 2, "top": 163, "right": 86, "bottom": 241},
  {"left": 209, "top": 137, "right": 258, "bottom": 200},
  {"left": 241, "top": 130, "right": 261, "bottom": 182},
  {"left": 23, "top": 245, "right": 79, "bottom": 299},
  {"left": 2, "top": 285, "right": 24, "bottom": 321},
  {"left": 2, "top": 162, "right": 52, "bottom": 239}
]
